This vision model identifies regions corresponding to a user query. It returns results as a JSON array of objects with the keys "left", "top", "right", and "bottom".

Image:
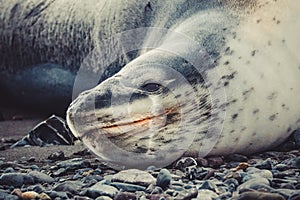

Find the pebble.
[
  {"left": 237, "top": 191, "right": 285, "bottom": 200},
  {"left": 53, "top": 180, "right": 83, "bottom": 194},
  {"left": 109, "top": 182, "right": 146, "bottom": 192},
  {"left": 56, "top": 158, "right": 91, "bottom": 171},
  {"left": 0, "top": 172, "right": 34, "bottom": 187},
  {"left": 156, "top": 169, "right": 172, "bottom": 190},
  {"left": 28, "top": 170, "right": 55, "bottom": 184},
  {"left": 48, "top": 150, "right": 65, "bottom": 161},
  {"left": 0, "top": 189, "right": 18, "bottom": 200},
  {"left": 111, "top": 169, "right": 156, "bottom": 187},
  {"left": 196, "top": 189, "right": 219, "bottom": 200},
  {"left": 84, "top": 182, "right": 118, "bottom": 198}
]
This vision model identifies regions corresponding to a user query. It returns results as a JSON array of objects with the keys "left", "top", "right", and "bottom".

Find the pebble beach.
[{"left": 0, "top": 117, "right": 300, "bottom": 200}]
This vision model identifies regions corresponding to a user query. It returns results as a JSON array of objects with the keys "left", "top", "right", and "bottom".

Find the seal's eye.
[{"left": 141, "top": 83, "right": 161, "bottom": 93}]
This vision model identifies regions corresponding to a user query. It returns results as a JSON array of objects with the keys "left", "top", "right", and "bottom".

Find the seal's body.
[{"left": 1, "top": 0, "right": 300, "bottom": 167}]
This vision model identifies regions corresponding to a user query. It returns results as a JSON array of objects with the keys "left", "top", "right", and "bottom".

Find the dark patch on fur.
[
  {"left": 269, "top": 114, "right": 277, "bottom": 121},
  {"left": 221, "top": 71, "right": 237, "bottom": 80},
  {"left": 232, "top": 113, "right": 238, "bottom": 120},
  {"left": 253, "top": 109, "right": 259, "bottom": 114},
  {"left": 267, "top": 92, "right": 277, "bottom": 100},
  {"left": 251, "top": 50, "right": 257, "bottom": 56}
]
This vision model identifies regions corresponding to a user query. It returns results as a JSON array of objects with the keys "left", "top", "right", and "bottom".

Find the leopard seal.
[{"left": 1, "top": 0, "right": 300, "bottom": 168}]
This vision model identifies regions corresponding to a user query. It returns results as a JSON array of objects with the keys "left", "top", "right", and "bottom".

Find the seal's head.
[{"left": 67, "top": 50, "right": 213, "bottom": 168}]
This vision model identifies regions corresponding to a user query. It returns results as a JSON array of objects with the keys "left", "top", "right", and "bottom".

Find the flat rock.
[
  {"left": 28, "top": 171, "right": 54, "bottom": 184},
  {"left": 111, "top": 169, "right": 156, "bottom": 187},
  {"left": 86, "top": 182, "right": 118, "bottom": 198},
  {"left": 0, "top": 172, "right": 34, "bottom": 187}
]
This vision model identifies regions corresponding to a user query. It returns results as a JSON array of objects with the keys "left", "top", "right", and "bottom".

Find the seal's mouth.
[{"left": 100, "top": 107, "right": 178, "bottom": 138}]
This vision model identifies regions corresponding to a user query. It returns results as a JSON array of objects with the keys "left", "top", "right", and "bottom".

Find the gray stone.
[
  {"left": 3, "top": 167, "right": 15, "bottom": 173},
  {"left": 109, "top": 182, "right": 145, "bottom": 192},
  {"left": 254, "top": 158, "right": 273, "bottom": 170},
  {"left": 96, "top": 196, "right": 113, "bottom": 200},
  {"left": 0, "top": 172, "right": 34, "bottom": 187},
  {"left": 53, "top": 168, "right": 67, "bottom": 176},
  {"left": 276, "top": 189, "right": 300, "bottom": 199},
  {"left": 289, "top": 193, "right": 300, "bottom": 200},
  {"left": 86, "top": 182, "right": 118, "bottom": 198},
  {"left": 174, "top": 187, "right": 198, "bottom": 200},
  {"left": 48, "top": 150, "right": 65, "bottom": 161},
  {"left": 28, "top": 171, "right": 55, "bottom": 184},
  {"left": 224, "top": 178, "right": 239, "bottom": 192},
  {"left": 198, "top": 180, "right": 218, "bottom": 192},
  {"left": 238, "top": 178, "right": 272, "bottom": 193},
  {"left": 53, "top": 181, "right": 84, "bottom": 194},
  {"left": 0, "top": 189, "right": 18, "bottom": 200},
  {"left": 47, "top": 191, "right": 70, "bottom": 199},
  {"left": 111, "top": 169, "right": 156, "bottom": 187},
  {"left": 56, "top": 158, "right": 90, "bottom": 170},
  {"left": 156, "top": 169, "right": 172, "bottom": 190},
  {"left": 196, "top": 189, "right": 219, "bottom": 200},
  {"left": 237, "top": 191, "right": 285, "bottom": 200}
]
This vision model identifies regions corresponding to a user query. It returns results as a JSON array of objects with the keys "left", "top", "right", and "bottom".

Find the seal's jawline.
[{"left": 101, "top": 107, "right": 176, "bottom": 132}]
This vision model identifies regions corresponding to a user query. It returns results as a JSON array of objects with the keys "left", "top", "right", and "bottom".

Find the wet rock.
[
  {"left": 174, "top": 187, "right": 198, "bottom": 200},
  {"left": 109, "top": 182, "right": 146, "bottom": 192},
  {"left": 56, "top": 158, "right": 91, "bottom": 171},
  {"left": 0, "top": 172, "right": 34, "bottom": 187},
  {"left": 28, "top": 171, "right": 54, "bottom": 184},
  {"left": 289, "top": 193, "right": 300, "bottom": 200},
  {"left": 48, "top": 150, "right": 65, "bottom": 161},
  {"left": 237, "top": 191, "right": 285, "bottom": 200},
  {"left": 198, "top": 180, "right": 218, "bottom": 192},
  {"left": 114, "top": 192, "right": 137, "bottom": 200},
  {"left": 3, "top": 167, "right": 15, "bottom": 173},
  {"left": 156, "top": 169, "right": 172, "bottom": 190},
  {"left": 276, "top": 189, "right": 300, "bottom": 199},
  {"left": 95, "top": 196, "right": 113, "bottom": 200},
  {"left": 282, "top": 157, "right": 300, "bottom": 168},
  {"left": 238, "top": 177, "right": 272, "bottom": 193},
  {"left": 53, "top": 168, "right": 67, "bottom": 176},
  {"left": 11, "top": 115, "right": 76, "bottom": 147},
  {"left": 254, "top": 158, "right": 273, "bottom": 170},
  {"left": 0, "top": 189, "right": 18, "bottom": 200},
  {"left": 196, "top": 189, "right": 219, "bottom": 200},
  {"left": 53, "top": 181, "right": 83, "bottom": 194},
  {"left": 47, "top": 191, "right": 71, "bottom": 199},
  {"left": 85, "top": 182, "right": 118, "bottom": 198},
  {"left": 224, "top": 178, "right": 239, "bottom": 192},
  {"left": 27, "top": 184, "right": 45, "bottom": 194},
  {"left": 111, "top": 169, "right": 156, "bottom": 187},
  {"left": 73, "top": 149, "right": 92, "bottom": 156}
]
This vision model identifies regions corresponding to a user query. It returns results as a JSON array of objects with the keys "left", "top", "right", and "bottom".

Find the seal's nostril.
[{"left": 95, "top": 89, "right": 112, "bottom": 109}]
